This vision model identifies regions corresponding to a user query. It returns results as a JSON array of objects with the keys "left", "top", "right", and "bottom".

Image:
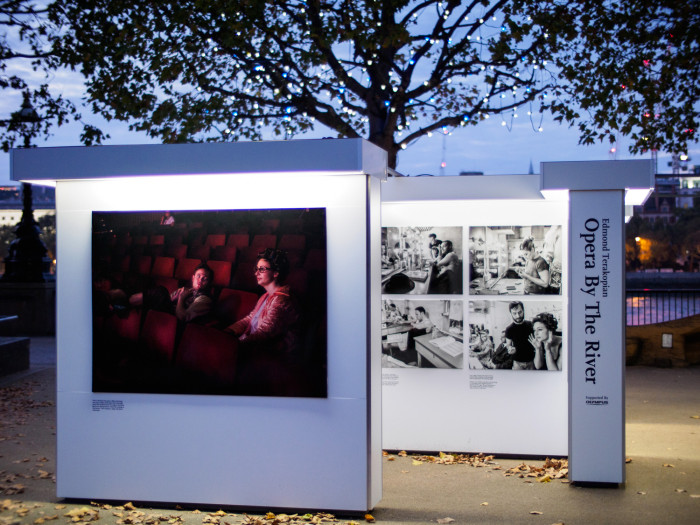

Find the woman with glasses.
[
  {"left": 225, "top": 248, "right": 298, "bottom": 353},
  {"left": 529, "top": 312, "right": 562, "bottom": 371}
]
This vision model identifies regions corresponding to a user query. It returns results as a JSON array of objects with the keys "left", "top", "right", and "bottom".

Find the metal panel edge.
[
  {"left": 541, "top": 160, "right": 654, "bottom": 191},
  {"left": 382, "top": 174, "right": 542, "bottom": 202},
  {"left": 11, "top": 138, "right": 376, "bottom": 181}
]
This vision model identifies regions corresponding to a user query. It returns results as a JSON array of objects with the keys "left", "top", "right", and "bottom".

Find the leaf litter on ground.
[{"left": 386, "top": 451, "right": 568, "bottom": 480}]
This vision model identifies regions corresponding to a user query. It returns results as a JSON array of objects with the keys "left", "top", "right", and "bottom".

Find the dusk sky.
[{"left": 0, "top": 62, "right": 690, "bottom": 184}]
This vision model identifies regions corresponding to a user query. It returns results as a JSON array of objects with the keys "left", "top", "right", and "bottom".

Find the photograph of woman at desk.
[
  {"left": 381, "top": 299, "right": 464, "bottom": 369},
  {"left": 381, "top": 226, "right": 463, "bottom": 295},
  {"left": 467, "top": 299, "right": 563, "bottom": 371},
  {"left": 469, "top": 225, "right": 562, "bottom": 296}
]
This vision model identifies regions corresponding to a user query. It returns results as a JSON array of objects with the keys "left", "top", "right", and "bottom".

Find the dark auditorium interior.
[{"left": 91, "top": 207, "right": 327, "bottom": 398}]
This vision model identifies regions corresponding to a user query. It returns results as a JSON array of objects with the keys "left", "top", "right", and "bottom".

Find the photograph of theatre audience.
[
  {"left": 382, "top": 226, "right": 463, "bottom": 295},
  {"left": 467, "top": 300, "right": 563, "bottom": 371},
  {"left": 381, "top": 299, "right": 463, "bottom": 369},
  {"left": 468, "top": 225, "right": 562, "bottom": 296},
  {"left": 92, "top": 208, "right": 327, "bottom": 397}
]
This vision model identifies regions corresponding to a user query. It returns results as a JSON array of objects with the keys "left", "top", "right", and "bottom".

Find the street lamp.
[{"left": 1, "top": 91, "right": 52, "bottom": 282}]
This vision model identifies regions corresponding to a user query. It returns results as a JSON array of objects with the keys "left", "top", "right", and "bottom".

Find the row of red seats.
[
  {"left": 105, "top": 232, "right": 309, "bottom": 253},
  {"left": 96, "top": 285, "right": 262, "bottom": 386},
  {"left": 101, "top": 254, "right": 322, "bottom": 295}
]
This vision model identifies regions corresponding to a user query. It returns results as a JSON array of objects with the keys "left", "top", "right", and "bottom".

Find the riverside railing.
[{"left": 626, "top": 289, "right": 700, "bottom": 326}]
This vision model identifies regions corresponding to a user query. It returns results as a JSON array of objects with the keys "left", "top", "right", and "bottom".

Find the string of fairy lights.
[{"left": 194, "top": 1, "right": 552, "bottom": 161}]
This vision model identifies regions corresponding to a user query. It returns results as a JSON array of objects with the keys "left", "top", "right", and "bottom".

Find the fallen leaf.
[
  {"left": 386, "top": 456, "right": 395, "bottom": 461},
  {"left": 662, "top": 463, "right": 675, "bottom": 468},
  {"left": 398, "top": 451, "right": 407, "bottom": 457},
  {"left": 675, "top": 489, "right": 687, "bottom": 493},
  {"left": 364, "top": 514, "right": 375, "bottom": 523},
  {"left": 124, "top": 502, "right": 136, "bottom": 510},
  {"left": 690, "top": 495, "right": 700, "bottom": 498},
  {"left": 265, "top": 513, "right": 276, "bottom": 520},
  {"left": 530, "top": 511, "right": 543, "bottom": 515},
  {"left": 436, "top": 518, "right": 455, "bottom": 524},
  {"left": 412, "top": 460, "right": 423, "bottom": 466},
  {"left": 637, "top": 491, "right": 647, "bottom": 495},
  {"left": 690, "top": 415, "right": 699, "bottom": 419},
  {"left": 625, "top": 458, "right": 632, "bottom": 463},
  {"left": 480, "top": 502, "right": 489, "bottom": 506}
]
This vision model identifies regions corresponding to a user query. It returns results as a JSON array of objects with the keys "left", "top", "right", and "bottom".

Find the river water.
[{"left": 626, "top": 291, "right": 700, "bottom": 326}]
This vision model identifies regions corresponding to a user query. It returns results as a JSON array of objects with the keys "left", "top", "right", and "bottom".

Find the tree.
[
  {"left": 0, "top": 0, "right": 103, "bottom": 151},
  {"left": 519, "top": 0, "right": 699, "bottom": 157},
  {"left": 51, "top": 0, "right": 698, "bottom": 169}
]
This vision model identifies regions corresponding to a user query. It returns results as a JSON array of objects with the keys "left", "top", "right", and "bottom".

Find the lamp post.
[{"left": 1, "top": 92, "right": 52, "bottom": 282}]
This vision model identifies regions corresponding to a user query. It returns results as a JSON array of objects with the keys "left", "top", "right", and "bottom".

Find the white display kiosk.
[
  {"left": 380, "top": 161, "right": 653, "bottom": 484},
  {"left": 11, "top": 139, "right": 385, "bottom": 511}
]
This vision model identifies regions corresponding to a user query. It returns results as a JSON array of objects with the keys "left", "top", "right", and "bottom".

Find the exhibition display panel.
[
  {"left": 380, "top": 175, "right": 569, "bottom": 456},
  {"left": 11, "top": 139, "right": 385, "bottom": 511},
  {"left": 380, "top": 162, "right": 654, "bottom": 479}
]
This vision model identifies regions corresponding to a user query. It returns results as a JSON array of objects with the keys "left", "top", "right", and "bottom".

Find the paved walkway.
[{"left": 0, "top": 339, "right": 698, "bottom": 524}]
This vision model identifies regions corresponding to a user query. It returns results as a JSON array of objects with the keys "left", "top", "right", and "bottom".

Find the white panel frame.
[
  {"left": 13, "top": 139, "right": 385, "bottom": 512},
  {"left": 380, "top": 195, "right": 569, "bottom": 455}
]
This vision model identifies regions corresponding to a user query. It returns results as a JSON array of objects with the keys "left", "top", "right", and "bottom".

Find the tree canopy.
[
  {"left": 46, "top": 0, "right": 699, "bottom": 169},
  {"left": 0, "top": 0, "right": 104, "bottom": 151},
  {"left": 522, "top": 0, "right": 699, "bottom": 157}
]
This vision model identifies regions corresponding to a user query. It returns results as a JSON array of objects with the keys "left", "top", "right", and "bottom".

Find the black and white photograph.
[
  {"left": 382, "top": 226, "right": 463, "bottom": 294},
  {"left": 382, "top": 299, "right": 464, "bottom": 369},
  {"left": 468, "top": 225, "right": 562, "bottom": 295},
  {"left": 92, "top": 208, "right": 327, "bottom": 397},
  {"left": 468, "top": 299, "right": 564, "bottom": 371}
]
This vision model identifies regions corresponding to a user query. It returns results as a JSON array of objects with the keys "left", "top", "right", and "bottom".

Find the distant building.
[
  {"left": 0, "top": 185, "right": 55, "bottom": 226},
  {"left": 634, "top": 173, "right": 700, "bottom": 224}
]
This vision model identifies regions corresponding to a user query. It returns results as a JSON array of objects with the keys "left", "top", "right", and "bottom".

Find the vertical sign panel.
[{"left": 569, "top": 190, "right": 625, "bottom": 483}]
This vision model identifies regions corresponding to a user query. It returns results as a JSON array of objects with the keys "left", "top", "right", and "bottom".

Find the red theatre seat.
[
  {"left": 133, "top": 255, "right": 153, "bottom": 275},
  {"left": 104, "top": 309, "right": 142, "bottom": 343},
  {"left": 210, "top": 245, "right": 237, "bottom": 263},
  {"left": 207, "top": 260, "right": 232, "bottom": 288},
  {"left": 205, "top": 234, "right": 226, "bottom": 248},
  {"left": 188, "top": 244, "right": 210, "bottom": 261},
  {"left": 176, "top": 324, "right": 238, "bottom": 386},
  {"left": 250, "top": 234, "right": 277, "bottom": 251},
  {"left": 165, "top": 243, "right": 188, "bottom": 260},
  {"left": 151, "top": 256, "right": 175, "bottom": 278},
  {"left": 215, "top": 288, "right": 259, "bottom": 326},
  {"left": 175, "top": 258, "right": 202, "bottom": 282},
  {"left": 278, "top": 234, "right": 306, "bottom": 252},
  {"left": 140, "top": 310, "right": 178, "bottom": 362},
  {"left": 226, "top": 233, "right": 249, "bottom": 249},
  {"left": 230, "top": 262, "right": 261, "bottom": 293}
]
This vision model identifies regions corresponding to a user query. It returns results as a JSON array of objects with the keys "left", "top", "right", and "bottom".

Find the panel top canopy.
[
  {"left": 10, "top": 138, "right": 387, "bottom": 182},
  {"left": 540, "top": 159, "right": 655, "bottom": 191}
]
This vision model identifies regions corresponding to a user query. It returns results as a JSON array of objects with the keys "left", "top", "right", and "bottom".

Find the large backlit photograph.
[{"left": 92, "top": 208, "right": 327, "bottom": 397}]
